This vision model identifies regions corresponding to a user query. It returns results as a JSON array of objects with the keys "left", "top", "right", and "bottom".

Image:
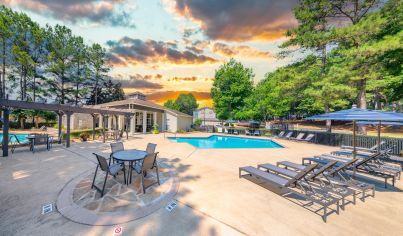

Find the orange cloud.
[{"left": 212, "top": 43, "right": 273, "bottom": 59}]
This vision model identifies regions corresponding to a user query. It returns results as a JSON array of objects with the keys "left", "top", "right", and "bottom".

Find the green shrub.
[
  {"left": 152, "top": 123, "right": 159, "bottom": 134},
  {"left": 194, "top": 118, "right": 202, "bottom": 127}
]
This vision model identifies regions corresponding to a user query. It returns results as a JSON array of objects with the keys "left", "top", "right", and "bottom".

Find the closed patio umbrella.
[{"left": 306, "top": 105, "right": 403, "bottom": 157}]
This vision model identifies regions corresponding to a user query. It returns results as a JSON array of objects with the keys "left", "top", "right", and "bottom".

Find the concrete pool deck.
[{"left": 0, "top": 133, "right": 402, "bottom": 235}]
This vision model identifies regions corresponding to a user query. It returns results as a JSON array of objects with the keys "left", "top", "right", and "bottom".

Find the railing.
[{"left": 270, "top": 129, "right": 403, "bottom": 155}]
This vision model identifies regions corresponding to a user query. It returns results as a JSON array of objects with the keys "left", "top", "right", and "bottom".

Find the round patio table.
[{"left": 112, "top": 150, "right": 147, "bottom": 185}]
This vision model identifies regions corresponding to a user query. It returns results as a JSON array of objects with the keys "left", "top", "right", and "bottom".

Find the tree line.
[
  {"left": 0, "top": 6, "right": 125, "bottom": 128},
  {"left": 0, "top": 6, "right": 124, "bottom": 106},
  {"left": 163, "top": 93, "right": 198, "bottom": 115},
  {"left": 211, "top": 0, "right": 402, "bottom": 132}
]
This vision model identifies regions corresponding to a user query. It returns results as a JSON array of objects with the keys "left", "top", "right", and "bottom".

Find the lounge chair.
[
  {"left": 245, "top": 130, "right": 252, "bottom": 136},
  {"left": 276, "top": 131, "right": 285, "bottom": 138},
  {"left": 233, "top": 130, "right": 239, "bottom": 135},
  {"left": 253, "top": 130, "right": 260, "bottom": 136},
  {"left": 354, "top": 154, "right": 398, "bottom": 188},
  {"left": 281, "top": 131, "right": 293, "bottom": 139},
  {"left": 309, "top": 152, "right": 397, "bottom": 188},
  {"left": 290, "top": 133, "right": 305, "bottom": 141},
  {"left": 224, "top": 129, "right": 229, "bottom": 134},
  {"left": 91, "top": 153, "right": 126, "bottom": 197},
  {"left": 239, "top": 163, "right": 340, "bottom": 221},
  {"left": 294, "top": 158, "right": 375, "bottom": 200},
  {"left": 261, "top": 161, "right": 356, "bottom": 209},
  {"left": 329, "top": 150, "right": 401, "bottom": 179},
  {"left": 300, "top": 134, "right": 315, "bottom": 142},
  {"left": 341, "top": 141, "right": 385, "bottom": 153}
]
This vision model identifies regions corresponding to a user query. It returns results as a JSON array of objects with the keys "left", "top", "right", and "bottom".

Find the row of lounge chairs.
[
  {"left": 223, "top": 128, "right": 261, "bottom": 136},
  {"left": 239, "top": 146, "right": 402, "bottom": 221},
  {"left": 276, "top": 131, "right": 315, "bottom": 142}
]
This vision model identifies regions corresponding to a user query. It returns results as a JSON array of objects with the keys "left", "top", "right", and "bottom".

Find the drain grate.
[
  {"left": 165, "top": 201, "right": 177, "bottom": 212},
  {"left": 42, "top": 203, "right": 53, "bottom": 215}
]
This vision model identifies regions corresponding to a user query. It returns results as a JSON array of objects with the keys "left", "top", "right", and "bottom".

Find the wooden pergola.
[{"left": 0, "top": 99, "right": 135, "bottom": 157}]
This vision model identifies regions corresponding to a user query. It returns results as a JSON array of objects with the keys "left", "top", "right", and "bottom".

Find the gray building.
[
  {"left": 63, "top": 92, "right": 193, "bottom": 133},
  {"left": 193, "top": 107, "right": 220, "bottom": 126}
]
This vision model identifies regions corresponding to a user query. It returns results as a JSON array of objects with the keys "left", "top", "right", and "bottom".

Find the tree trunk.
[
  {"left": 324, "top": 103, "right": 332, "bottom": 132},
  {"left": 357, "top": 79, "right": 367, "bottom": 134},
  {"left": 2, "top": 38, "right": 6, "bottom": 98},
  {"left": 374, "top": 88, "right": 381, "bottom": 110}
]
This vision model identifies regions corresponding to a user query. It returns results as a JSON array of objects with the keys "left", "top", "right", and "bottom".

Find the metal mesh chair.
[
  {"left": 146, "top": 143, "right": 157, "bottom": 154},
  {"left": 31, "top": 134, "right": 49, "bottom": 153},
  {"left": 91, "top": 153, "right": 126, "bottom": 197},
  {"left": 133, "top": 152, "right": 160, "bottom": 193},
  {"left": 110, "top": 142, "right": 124, "bottom": 165}
]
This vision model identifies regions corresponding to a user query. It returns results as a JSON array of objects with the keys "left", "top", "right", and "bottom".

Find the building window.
[{"left": 146, "top": 113, "right": 153, "bottom": 132}]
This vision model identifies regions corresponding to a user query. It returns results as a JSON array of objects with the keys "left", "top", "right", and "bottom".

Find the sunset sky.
[{"left": 2, "top": 0, "right": 303, "bottom": 107}]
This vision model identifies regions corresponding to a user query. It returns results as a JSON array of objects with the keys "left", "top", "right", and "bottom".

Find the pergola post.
[
  {"left": 66, "top": 112, "right": 73, "bottom": 148},
  {"left": 114, "top": 115, "right": 118, "bottom": 130},
  {"left": 2, "top": 108, "right": 10, "bottom": 157},
  {"left": 125, "top": 115, "right": 130, "bottom": 140},
  {"left": 102, "top": 114, "right": 107, "bottom": 143},
  {"left": 57, "top": 111, "right": 63, "bottom": 144},
  {"left": 91, "top": 113, "right": 96, "bottom": 141},
  {"left": 142, "top": 111, "right": 147, "bottom": 133}
]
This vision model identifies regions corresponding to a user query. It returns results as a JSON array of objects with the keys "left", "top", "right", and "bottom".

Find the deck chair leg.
[
  {"left": 123, "top": 167, "right": 127, "bottom": 185},
  {"left": 141, "top": 174, "right": 145, "bottom": 194},
  {"left": 156, "top": 165, "right": 160, "bottom": 185},
  {"left": 341, "top": 198, "right": 345, "bottom": 210},
  {"left": 101, "top": 172, "right": 109, "bottom": 197},
  {"left": 323, "top": 207, "right": 327, "bottom": 222},
  {"left": 336, "top": 201, "right": 340, "bottom": 215},
  {"left": 91, "top": 165, "right": 99, "bottom": 189}
]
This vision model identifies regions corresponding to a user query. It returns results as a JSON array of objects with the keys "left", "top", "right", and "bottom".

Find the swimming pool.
[
  {"left": 168, "top": 135, "right": 283, "bottom": 149},
  {"left": 0, "top": 133, "right": 29, "bottom": 143}
]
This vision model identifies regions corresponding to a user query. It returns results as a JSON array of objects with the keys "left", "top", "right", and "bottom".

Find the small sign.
[
  {"left": 166, "top": 201, "right": 177, "bottom": 212},
  {"left": 113, "top": 225, "right": 123, "bottom": 236},
  {"left": 42, "top": 203, "right": 53, "bottom": 215}
]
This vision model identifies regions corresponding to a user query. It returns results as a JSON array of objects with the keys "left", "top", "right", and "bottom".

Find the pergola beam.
[
  {"left": 0, "top": 99, "right": 133, "bottom": 116},
  {"left": 0, "top": 99, "right": 136, "bottom": 157}
]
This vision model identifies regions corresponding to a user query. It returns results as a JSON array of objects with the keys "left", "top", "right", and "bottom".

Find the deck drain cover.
[
  {"left": 166, "top": 201, "right": 177, "bottom": 212},
  {"left": 42, "top": 203, "right": 53, "bottom": 215}
]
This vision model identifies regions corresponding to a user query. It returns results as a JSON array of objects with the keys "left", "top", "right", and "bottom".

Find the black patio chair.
[
  {"left": 110, "top": 141, "right": 125, "bottom": 165},
  {"left": 133, "top": 152, "right": 160, "bottom": 194},
  {"left": 91, "top": 153, "right": 126, "bottom": 197},
  {"left": 146, "top": 143, "right": 157, "bottom": 154},
  {"left": 31, "top": 134, "right": 49, "bottom": 153}
]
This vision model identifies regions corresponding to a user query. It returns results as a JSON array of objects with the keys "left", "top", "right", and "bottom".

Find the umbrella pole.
[
  {"left": 353, "top": 120, "right": 357, "bottom": 178},
  {"left": 377, "top": 121, "right": 381, "bottom": 153}
]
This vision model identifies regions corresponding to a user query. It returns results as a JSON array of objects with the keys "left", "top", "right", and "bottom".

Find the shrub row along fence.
[{"left": 270, "top": 129, "right": 403, "bottom": 155}]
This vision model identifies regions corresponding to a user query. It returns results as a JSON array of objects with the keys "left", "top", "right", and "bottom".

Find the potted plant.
[
  {"left": 79, "top": 132, "right": 90, "bottom": 142},
  {"left": 152, "top": 123, "right": 159, "bottom": 134}
]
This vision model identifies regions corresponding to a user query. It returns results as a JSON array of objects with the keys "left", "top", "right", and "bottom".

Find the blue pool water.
[
  {"left": 168, "top": 135, "right": 283, "bottom": 149},
  {"left": 0, "top": 133, "right": 29, "bottom": 143}
]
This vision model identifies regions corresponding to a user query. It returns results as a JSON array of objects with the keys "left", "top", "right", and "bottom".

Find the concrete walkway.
[{"left": 0, "top": 133, "right": 402, "bottom": 235}]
